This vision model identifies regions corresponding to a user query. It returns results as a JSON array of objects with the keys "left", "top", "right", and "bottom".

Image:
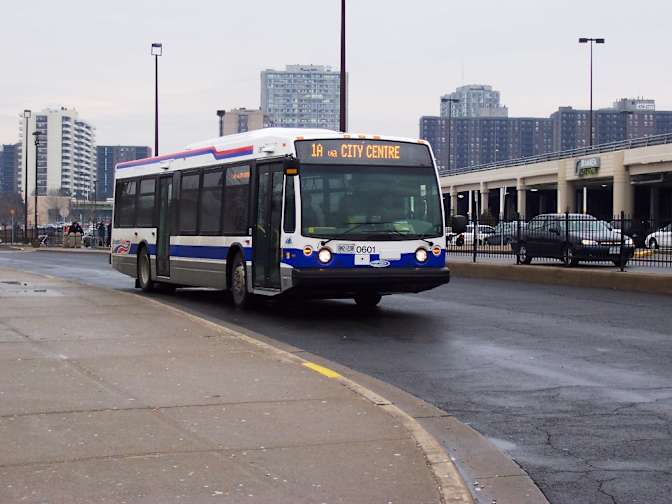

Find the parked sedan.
[
  {"left": 645, "top": 223, "right": 672, "bottom": 249},
  {"left": 513, "top": 213, "right": 635, "bottom": 266}
]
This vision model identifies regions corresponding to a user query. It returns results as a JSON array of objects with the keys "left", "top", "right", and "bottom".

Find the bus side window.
[
  {"left": 283, "top": 176, "right": 295, "bottom": 233},
  {"left": 136, "top": 178, "right": 156, "bottom": 227},
  {"left": 223, "top": 165, "right": 250, "bottom": 235},
  {"left": 116, "top": 179, "right": 137, "bottom": 228},
  {"left": 179, "top": 172, "right": 200, "bottom": 234},
  {"left": 200, "top": 168, "right": 225, "bottom": 234}
]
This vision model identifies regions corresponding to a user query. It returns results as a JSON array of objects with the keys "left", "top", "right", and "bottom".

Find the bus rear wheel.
[
  {"left": 137, "top": 246, "right": 154, "bottom": 292},
  {"left": 230, "top": 252, "right": 251, "bottom": 309},
  {"left": 354, "top": 292, "right": 382, "bottom": 309}
]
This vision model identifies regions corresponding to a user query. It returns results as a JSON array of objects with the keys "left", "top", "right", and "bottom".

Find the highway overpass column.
[
  {"left": 450, "top": 187, "right": 458, "bottom": 216},
  {"left": 480, "top": 182, "right": 489, "bottom": 215},
  {"left": 516, "top": 179, "right": 526, "bottom": 219},
  {"left": 612, "top": 152, "right": 633, "bottom": 217},
  {"left": 557, "top": 159, "right": 576, "bottom": 213}
]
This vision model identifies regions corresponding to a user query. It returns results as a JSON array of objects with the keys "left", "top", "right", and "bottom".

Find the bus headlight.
[
  {"left": 415, "top": 248, "right": 428, "bottom": 263},
  {"left": 318, "top": 248, "right": 332, "bottom": 264}
]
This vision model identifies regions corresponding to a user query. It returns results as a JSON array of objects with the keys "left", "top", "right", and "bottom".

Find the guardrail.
[
  {"left": 438, "top": 132, "right": 672, "bottom": 177},
  {"left": 446, "top": 213, "right": 672, "bottom": 270}
]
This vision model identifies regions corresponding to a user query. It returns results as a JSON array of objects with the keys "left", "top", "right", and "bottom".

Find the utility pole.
[
  {"left": 217, "top": 110, "right": 226, "bottom": 136},
  {"left": 23, "top": 109, "right": 31, "bottom": 243},
  {"left": 579, "top": 37, "right": 605, "bottom": 147},
  {"left": 339, "top": 0, "right": 346, "bottom": 132},
  {"left": 32, "top": 131, "right": 41, "bottom": 243},
  {"left": 151, "top": 43, "right": 163, "bottom": 155}
]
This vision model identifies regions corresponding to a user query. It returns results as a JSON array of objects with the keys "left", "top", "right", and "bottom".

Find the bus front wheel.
[
  {"left": 230, "top": 253, "right": 251, "bottom": 308},
  {"left": 354, "top": 292, "right": 382, "bottom": 309}
]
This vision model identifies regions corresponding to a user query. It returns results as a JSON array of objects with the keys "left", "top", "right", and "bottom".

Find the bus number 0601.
[{"left": 355, "top": 245, "right": 376, "bottom": 254}]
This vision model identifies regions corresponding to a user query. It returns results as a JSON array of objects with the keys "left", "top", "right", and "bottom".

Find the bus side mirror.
[
  {"left": 283, "top": 158, "right": 299, "bottom": 176},
  {"left": 450, "top": 215, "right": 467, "bottom": 234}
]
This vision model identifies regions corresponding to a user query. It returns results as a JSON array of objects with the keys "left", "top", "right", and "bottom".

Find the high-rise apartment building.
[
  {"left": 0, "top": 143, "right": 19, "bottom": 194},
  {"left": 420, "top": 116, "right": 552, "bottom": 173},
  {"left": 440, "top": 84, "right": 508, "bottom": 118},
  {"left": 221, "top": 108, "right": 270, "bottom": 135},
  {"left": 19, "top": 107, "right": 96, "bottom": 199},
  {"left": 260, "top": 65, "right": 341, "bottom": 130},
  {"left": 96, "top": 146, "right": 152, "bottom": 199},
  {"left": 424, "top": 93, "right": 672, "bottom": 173}
]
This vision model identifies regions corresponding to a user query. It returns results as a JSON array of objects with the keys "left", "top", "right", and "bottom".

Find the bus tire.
[
  {"left": 137, "top": 246, "right": 154, "bottom": 292},
  {"left": 354, "top": 292, "right": 382, "bottom": 309},
  {"left": 230, "top": 252, "right": 251, "bottom": 308}
]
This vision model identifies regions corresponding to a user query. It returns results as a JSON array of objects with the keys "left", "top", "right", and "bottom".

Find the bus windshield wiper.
[{"left": 320, "top": 222, "right": 393, "bottom": 246}]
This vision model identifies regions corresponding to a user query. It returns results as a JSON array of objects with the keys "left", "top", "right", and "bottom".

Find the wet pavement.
[{"left": 2, "top": 249, "right": 671, "bottom": 504}]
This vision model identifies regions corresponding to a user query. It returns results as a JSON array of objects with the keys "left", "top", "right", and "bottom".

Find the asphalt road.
[{"left": 2, "top": 249, "right": 671, "bottom": 504}]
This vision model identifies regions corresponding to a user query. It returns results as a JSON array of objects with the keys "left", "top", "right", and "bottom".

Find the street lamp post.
[
  {"left": 339, "top": 0, "right": 346, "bottom": 132},
  {"left": 216, "top": 110, "right": 226, "bottom": 136},
  {"left": 32, "top": 131, "right": 41, "bottom": 243},
  {"left": 441, "top": 97, "right": 459, "bottom": 173},
  {"left": 22, "top": 109, "right": 31, "bottom": 243},
  {"left": 578, "top": 37, "right": 605, "bottom": 147},
  {"left": 151, "top": 42, "right": 163, "bottom": 156}
]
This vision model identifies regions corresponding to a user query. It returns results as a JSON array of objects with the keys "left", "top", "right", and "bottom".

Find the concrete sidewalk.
[{"left": 0, "top": 268, "right": 470, "bottom": 504}]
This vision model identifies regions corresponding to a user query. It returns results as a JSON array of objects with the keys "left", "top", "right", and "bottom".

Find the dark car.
[{"left": 513, "top": 213, "right": 635, "bottom": 267}]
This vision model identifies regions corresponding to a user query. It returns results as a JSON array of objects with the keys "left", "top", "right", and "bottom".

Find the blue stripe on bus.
[{"left": 281, "top": 249, "right": 446, "bottom": 269}]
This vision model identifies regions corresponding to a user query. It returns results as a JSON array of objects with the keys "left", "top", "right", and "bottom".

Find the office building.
[
  {"left": 221, "top": 108, "right": 270, "bottom": 135},
  {"left": 19, "top": 107, "right": 96, "bottom": 199},
  {"left": 0, "top": 143, "right": 19, "bottom": 194},
  {"left": 260, "top": 65, "right": 341, "bottom": 130},
  {"left": 96, "top": 146, "right": 152, "bottom": 199},
  {"left": 440, "top": 84, "right": 508, "bottom": 118}
]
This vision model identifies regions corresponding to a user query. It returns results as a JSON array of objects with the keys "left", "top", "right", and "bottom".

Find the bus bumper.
[{"left": 289, "top": 267, "right": 450, "bottom": 297}]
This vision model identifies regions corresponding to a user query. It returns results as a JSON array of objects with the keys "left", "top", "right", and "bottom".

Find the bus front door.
[
  {"left": 253, "top": 163, "right": 283, "bottom": 289},
  {"left": 156, "top": 175, "right": 172, "bottom": 277}
]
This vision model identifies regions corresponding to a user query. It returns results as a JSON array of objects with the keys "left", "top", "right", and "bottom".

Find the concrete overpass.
[{"left": 440, "top": 133, "right": 672, "bottom": 222}]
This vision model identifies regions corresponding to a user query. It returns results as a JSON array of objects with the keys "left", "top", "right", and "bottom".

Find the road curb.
[{"left": 449, "top": 261, "right": 672, "bottom": 296}]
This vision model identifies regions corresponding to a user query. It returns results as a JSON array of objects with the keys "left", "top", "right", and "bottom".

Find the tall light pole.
[
  {"left": 441, "top": 97, "right": 459, "bottom": 173},
  {"left": 151, "top": 42, "right": 163, "bottom": 156},
  {"left": 578, "top": 37, "right": 605, "bottom": 147},
  {"left": 339, "top": 0, "right": 346, "bottom": 132},
  {"left": 216, "top": 110, "right": 226, "bottom": 136},
  {"left": 22, "top": 109, "right": 31, "bottom": 243},
  {"left": 32, "top": 131, "right": 41, "bottom": 242}
]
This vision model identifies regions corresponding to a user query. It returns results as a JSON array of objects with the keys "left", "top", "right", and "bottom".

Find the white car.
[
  {"left": 451, "top": 224, "right": 496, "bottom": 246},
  {"left": 645, "top": 223, "right": 672, "bottom": 249}
]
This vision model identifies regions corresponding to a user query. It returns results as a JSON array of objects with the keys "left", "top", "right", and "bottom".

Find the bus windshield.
[{"left": 299, "top": 164, "right": 443, "bottom": 240}]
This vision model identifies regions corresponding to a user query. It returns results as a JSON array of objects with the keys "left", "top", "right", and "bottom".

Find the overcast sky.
[{"left": 1, "top": 0, "right": 670, "bottom": 153}]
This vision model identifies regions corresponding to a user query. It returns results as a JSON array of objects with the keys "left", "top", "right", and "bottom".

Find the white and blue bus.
[{"left": 111, "top": 128, "right": 449, "bottom": 308}]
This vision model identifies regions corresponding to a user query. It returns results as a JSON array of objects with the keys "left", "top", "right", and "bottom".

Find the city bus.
[{"left": 110, "top": 128, "right": 449, "bottom": 308}]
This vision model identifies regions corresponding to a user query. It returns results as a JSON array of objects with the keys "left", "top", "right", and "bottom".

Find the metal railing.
[
  {"left": 439, "top": 132, "right": 672, "bottom": 177},
  {"left": 446, "top": 213, "right": 672, "bottom": 270}
]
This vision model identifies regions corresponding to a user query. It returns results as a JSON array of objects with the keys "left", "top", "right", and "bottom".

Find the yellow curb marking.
[{"left": 302, "top": 362, "right": 342, "bottom": 379}]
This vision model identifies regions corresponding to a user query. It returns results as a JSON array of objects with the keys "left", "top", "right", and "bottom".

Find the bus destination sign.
[{"left": 295, "top": 139, "right": 432, "bottom": 166}]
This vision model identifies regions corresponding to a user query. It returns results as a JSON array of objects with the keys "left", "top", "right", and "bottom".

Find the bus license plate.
[{"left": 609, "top": 246, "right": 620, "bottom": 255}]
